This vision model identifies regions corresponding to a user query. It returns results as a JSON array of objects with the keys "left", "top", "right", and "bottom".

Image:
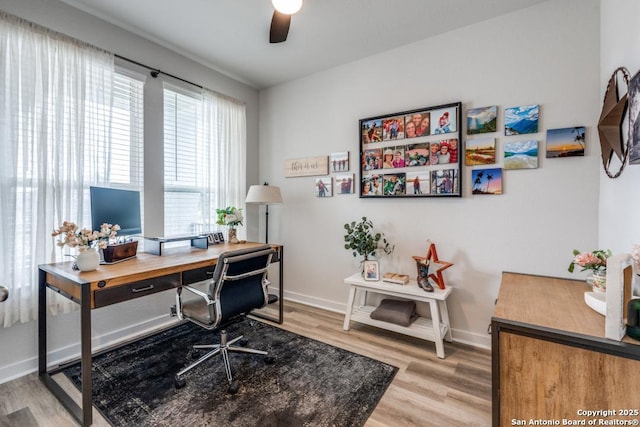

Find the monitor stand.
[{"left": 143, "top": 235, "right": 208, "bottom": 256}]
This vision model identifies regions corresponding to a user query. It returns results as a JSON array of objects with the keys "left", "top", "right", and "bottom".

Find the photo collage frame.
[{"left": 359, "top": 102, "right": 462, "bottom": 198}]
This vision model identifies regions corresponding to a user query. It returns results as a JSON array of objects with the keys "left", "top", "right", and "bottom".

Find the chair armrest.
[{"left": 181, "top": 285, "right": 214, "bottom": 305}]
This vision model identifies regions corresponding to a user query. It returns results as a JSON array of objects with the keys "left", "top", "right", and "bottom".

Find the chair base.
[{"left": 174, "top": 329, "right": 267, "bottom": 394}]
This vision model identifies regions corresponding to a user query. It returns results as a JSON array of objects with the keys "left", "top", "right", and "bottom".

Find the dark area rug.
[{"left": 62, "top": 319, "right": 397, "bottom": 426}]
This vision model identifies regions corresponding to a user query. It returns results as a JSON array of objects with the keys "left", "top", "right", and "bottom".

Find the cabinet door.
[{"left": 498, "top": 332, "right": 640, "bottom": 424}]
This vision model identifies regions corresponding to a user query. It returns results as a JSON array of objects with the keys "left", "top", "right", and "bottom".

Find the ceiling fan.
[{"left": 270, "top": 0, "right": 303, "bottom": 43}]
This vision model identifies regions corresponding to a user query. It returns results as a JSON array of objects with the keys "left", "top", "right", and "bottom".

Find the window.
[
  {"left": 163, "top": 86, "right": 207, "bottom": 236},
  {"left": 110, "top": 69, "right": 145, "bottom": 190},
  {"left": 162, "top": 86, "right": 247, "bottom": 238}
]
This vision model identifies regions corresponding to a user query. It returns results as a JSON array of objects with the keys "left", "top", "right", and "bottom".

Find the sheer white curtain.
[
  {"left": 0, "top": 12, "right": 114, "bottom": 326},
  {"left": 202, "top": 89, "right": 247, "bottom": 238}
]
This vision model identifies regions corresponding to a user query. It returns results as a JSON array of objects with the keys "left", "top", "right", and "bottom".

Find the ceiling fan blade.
[{"left": 270, "top": 10, "right": 291, "bottom": 43}]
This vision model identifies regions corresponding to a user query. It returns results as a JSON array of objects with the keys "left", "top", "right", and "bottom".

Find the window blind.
[{"left": 163, "top": 86, "right": 206, "bottom": 236}]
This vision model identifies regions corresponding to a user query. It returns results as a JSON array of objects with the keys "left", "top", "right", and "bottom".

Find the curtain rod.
[{"left": 115, "top": 54, "right": 203, "bottom": 89}]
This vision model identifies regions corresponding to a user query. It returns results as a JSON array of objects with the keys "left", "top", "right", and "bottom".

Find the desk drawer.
[
  {"left": 94, "top": 273, "right": 180, "bottom": 308},
  {"left": 182, "top": 266, "right": 215, "bottom": 285}
]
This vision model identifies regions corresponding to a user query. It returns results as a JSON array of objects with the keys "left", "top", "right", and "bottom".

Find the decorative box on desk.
[
  {"left": 101, "top": 241, "right": 138, "bottom": 264},
  {"left": 343, "top": 273, "right": 452, "bottom": 358}
]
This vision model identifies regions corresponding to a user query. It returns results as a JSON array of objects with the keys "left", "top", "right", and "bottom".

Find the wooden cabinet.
[{"left": 491, "top": 272, "right": 640, "bottom": 426}]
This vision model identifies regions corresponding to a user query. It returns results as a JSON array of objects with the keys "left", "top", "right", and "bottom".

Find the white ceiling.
[{"left": 60, "top": 0, "right": 547, "bottom": 89}]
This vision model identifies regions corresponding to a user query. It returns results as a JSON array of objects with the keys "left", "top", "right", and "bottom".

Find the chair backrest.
[{"left": 209, "top": 245, "right": 274, "bottom": 325}]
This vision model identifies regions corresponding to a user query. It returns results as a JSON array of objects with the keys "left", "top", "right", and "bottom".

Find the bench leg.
[
  {"left": 439, "top": 300, "right": 453, "bottom": 342},
  {"left": 343, "top": 286, "right": 357, "bottom": 331},
  {"left": 429, "top": 300, "right": 446, "bottom": 358}
]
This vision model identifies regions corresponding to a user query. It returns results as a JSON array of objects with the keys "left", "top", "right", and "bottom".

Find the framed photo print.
[
  {"left": 363, "top": 260, "right": 380, "bottom": 281},
  {"left": 504, "top": 140, "right": 538, "bottom": 169},
  {"left": 546, "top": 127, "right": 585, "bottom": 158},
  {"left": 334, "top": 174, "right": 354, "bottom": 194},
  {"left": 505, "top": 104, "right": 539, "bottom": 136},
  {"left": 359, "top": 102, "right": 462, "bottom": 198},
  {"left": 471, "top": 168, "right": 503, "bottom": 195},
  {"left": 330, "top": 151, "right": 350, "bottom": 172},
  {"left": 467, "top": 105, "right": 497, "bottom": 135},
  {"left": 315, "top": 177, "right": 333, "bottom": 197}
]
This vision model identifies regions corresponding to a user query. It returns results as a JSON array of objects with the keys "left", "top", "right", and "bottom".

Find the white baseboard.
[
  {"left": 283, "top": 289, "right": 346, "bottom": 314},
  {"left": 0, "top": 315, "right": 180, "bottom": 385},
  {"left": 450, "top": 328, "right": 491, "bottom": 350}
]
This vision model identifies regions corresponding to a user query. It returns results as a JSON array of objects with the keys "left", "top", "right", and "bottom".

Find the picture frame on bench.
[
  {"left": 359, "top": 101, "right": 462, "bottom": 198},
  {"left": 363, "top": 260, "right": 379, "bottom": 281}
]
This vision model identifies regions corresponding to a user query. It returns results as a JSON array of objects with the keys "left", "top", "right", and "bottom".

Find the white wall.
[
  {"left": 259, "top": 0, "right": 601, "bottom": 347},
  {"left": 0, "top": 0, "right": 260, "bottom": 382},
  {"left": 599, "top": 0, "right": 640, "bottom": 255}
]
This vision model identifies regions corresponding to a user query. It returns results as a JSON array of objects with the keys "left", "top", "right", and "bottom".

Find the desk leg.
[
  {"left": 439, "top": 300, "right": 452, "bottom": 342},
  {"left": 39, "top": 273, "right": 92, "bottom": 426},
  {"left": 80, "top": 284, "right": 93, "bottom": 426},
  {"left": 252, "top": 247, "right": 284, "bottom": 325},
  {"left": 343, "top": 285, "right": 357, "bottom": 331},
  {"left": 278, "top": 247, "right": 284, "bottom": 324},
  {"left": 38, "top": 269, "right": 47, "bottom": 376},
  {"left": 429, "top": 300, "right": 445, "bottom": 359}
]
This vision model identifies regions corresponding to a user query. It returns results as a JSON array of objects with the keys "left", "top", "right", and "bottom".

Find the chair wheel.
[
  {"left": 189, "top": 350, "right": 201, "bottom": 359},
  {"left": 228, "top": 381, "right": 240, "bottom": 394},
  {"left": 175, "top": 375, "right": 186, "bottom": 389},
  {"left": 264, "top": 356, "right": 276, "bottom": 365},
  {"left": 238, "top": 339, "right": 249, "bottom": 347}
]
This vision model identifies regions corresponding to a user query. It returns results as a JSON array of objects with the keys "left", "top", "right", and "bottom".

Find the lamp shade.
[
  {"left": 245, "top": 185, "right": 284, "bottom": 205},
  {"left": 272, "top": 0, "right": 302, "bottom": 15}
]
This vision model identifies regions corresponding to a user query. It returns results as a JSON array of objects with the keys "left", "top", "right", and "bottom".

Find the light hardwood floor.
[{"left": 0, "top": 301, "right": 492, "bottom": 427}]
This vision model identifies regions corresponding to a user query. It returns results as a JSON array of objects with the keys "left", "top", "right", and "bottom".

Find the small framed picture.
[
  {"left": 363, "top": 260, "right": 380, "bottom": 281},
  {"left": 207, "top": 233, "right": 217, "bottom": 244},
  {"left": 216, "top": 232, "right": 225, "bottom": 243},
  {"left": 330, "top": 151, "right": 350, "bottom": 172}
]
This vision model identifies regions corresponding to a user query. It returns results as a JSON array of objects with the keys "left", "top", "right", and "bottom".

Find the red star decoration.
[{"left": 413, "top": 243, "right": 453, "bottom": 289}]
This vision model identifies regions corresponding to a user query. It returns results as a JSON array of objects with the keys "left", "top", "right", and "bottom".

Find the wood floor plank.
[{"left": 0, "top": 300, "right": 491, "bottom": 426}]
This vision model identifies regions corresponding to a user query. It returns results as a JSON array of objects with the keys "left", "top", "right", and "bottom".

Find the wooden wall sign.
[{"left": 284, "top": 156, "right": 329, "bottom": 178}]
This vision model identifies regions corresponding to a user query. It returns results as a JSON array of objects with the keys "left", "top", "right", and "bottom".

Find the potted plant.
[
  {"left": 343, "top": 217, "right": 394, "bottom": 267},
  {"left": 216, "top": 206, "right": 243, "bottom": 244},
  {"left": 52, "top": 221, "right": 120, "bottom": 271},
  {"left": 568, "top": 248, "right": 612, "bottom": 292}
]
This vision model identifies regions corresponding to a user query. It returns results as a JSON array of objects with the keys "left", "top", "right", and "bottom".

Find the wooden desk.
[
  {"left": 491, "top": 272, "right": 640, "bottom": 427},
  {"left": 343, "top": 273, "right": 452, "bottom": 358},
  {"left": 38, "top": 242, "right": 283, "bottom": 426}
]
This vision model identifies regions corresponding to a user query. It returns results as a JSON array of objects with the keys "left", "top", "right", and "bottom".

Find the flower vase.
[
  {"left": 228, "top": 228, "right": 239, "bottom": 244},
  {"left": 75, "top": 248, "right": 100, "bottom": 272},
  {"left": 587, "top": 270, "right": 606, "bottom": 293}
]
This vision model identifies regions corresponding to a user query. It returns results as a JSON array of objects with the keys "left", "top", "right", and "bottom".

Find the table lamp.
[{"left": 245, "top": 183, "right": 283, "bottom": 244}]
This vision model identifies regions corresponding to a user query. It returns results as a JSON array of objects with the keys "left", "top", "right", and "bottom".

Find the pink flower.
[
  {"left": 573, "top": 252, "right": 603, "bottom": 267},
  {"left": 568, "top": 248, "right": 611, "bottom": 273}
]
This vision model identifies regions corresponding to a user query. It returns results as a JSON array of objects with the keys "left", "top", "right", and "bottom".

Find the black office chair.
[{"left": 172, "top": 244, "right": 275, "bottom": 393}]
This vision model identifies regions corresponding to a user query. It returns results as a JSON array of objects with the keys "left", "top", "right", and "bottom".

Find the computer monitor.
[{"left": 90, "top": 186, "right": 142, "bottom": 236}]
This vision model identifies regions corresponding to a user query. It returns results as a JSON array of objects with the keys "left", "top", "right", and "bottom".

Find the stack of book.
[{"left": 382, "top": 272, "right": 410, "bottom": 285}]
